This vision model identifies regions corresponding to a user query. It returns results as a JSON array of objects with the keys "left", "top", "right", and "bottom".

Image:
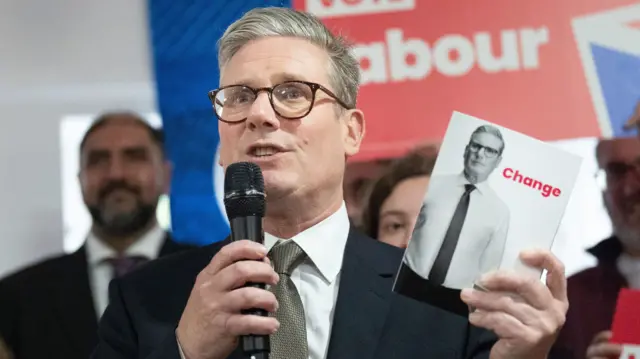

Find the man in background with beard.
[
  {"left": 553, "top": 137, "right": 640, "bottom": 359},
  {"left": 0, "top": 111, "right": 194, "bottom": 359}
]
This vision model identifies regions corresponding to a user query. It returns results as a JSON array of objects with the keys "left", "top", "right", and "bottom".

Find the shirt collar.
[
  {"left": 264, "top": 201, "right": 350, "bottom": 284},
  {"left": 85, "top": 224, "right": 165, "bottom": 265},
  {"left": 457, "top": 172, "right": 490, "bottom": 195}
]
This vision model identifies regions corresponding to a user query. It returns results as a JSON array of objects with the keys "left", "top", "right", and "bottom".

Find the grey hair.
[
  {"left": 217, "top": 7, "right": 360, "bottom": 108},
  {"left": 470, "top": 125, "right": 505, "bottom": 154}
]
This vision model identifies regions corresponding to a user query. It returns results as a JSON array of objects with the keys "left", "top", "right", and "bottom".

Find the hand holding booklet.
[{"left": 393, "top": 111, "right": 582, "bottom": 316}]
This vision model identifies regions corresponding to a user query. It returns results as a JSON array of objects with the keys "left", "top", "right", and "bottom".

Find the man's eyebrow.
[
  {"left": 222, "top": 73, "right": 309, "bottom": 87},
  {"left": 275, "top": 73, "right": 308, "bottom": 82}
]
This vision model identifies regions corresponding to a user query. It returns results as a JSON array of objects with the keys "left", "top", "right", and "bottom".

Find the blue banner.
[
  {"left": 147, "top": 0, "right": 291, "bottom": 245},
  {"left": 591, "top": 44, "right": 640, "bottom": 137}
]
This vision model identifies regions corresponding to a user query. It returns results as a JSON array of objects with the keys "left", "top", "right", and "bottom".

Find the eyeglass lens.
[
  {"left": 214, "top": 82, "right": 314, "bottom": 122},
  {"left": 468, "top": 141, "right": 499, "bottom": 157}
]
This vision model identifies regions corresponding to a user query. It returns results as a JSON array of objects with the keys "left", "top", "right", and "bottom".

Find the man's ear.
[
  {"left": 343, "top": 109, "right": 365, "bottom": 157},
  {"left": 162, "top": 160, "right": 173, "bottom": 194},
  {"left": 602, "top": 190, "right": 612, "bottom": 214},
  {"left": 77, "top": 171, "right": 86, "bottom": 196}
]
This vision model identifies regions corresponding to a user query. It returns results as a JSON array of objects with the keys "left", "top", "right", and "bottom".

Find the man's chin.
[
  {"left": 103, "top": 204, "right": 138, "bottom": 217},
  {"left": 101, "top": 218, "right": 149, "bottom": 237},
  {"left": 91, "top": 206, "right": 156, "bottom": 237},
  {"left": 615, "top": 225, "right": 640, "bottom": 250},
  {"left": 264, "top": 185, "right": 295, "bottom": 200},
  {"left": 263, "top": 176, "right": 299, "bottom": 201},
  {"left": 620, "top": 237, "right": 640, "bottom": 254},
  {"left": 468, "top": 165, "right": 486, "bottom": 174},
  {"left": 627, "top": 205, "right": 640, "bottom": 221}
]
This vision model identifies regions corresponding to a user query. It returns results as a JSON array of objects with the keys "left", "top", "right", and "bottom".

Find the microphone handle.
[{"left": 229, "top": 216, "right": 270, "bottom": 358}]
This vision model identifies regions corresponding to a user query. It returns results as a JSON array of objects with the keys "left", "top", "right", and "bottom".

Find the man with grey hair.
[
  {"left": 399, "top": 124, "right": 510, "bottom": 296},
  {"left": 92, "top": 7, "right": 567, "bottom": 359}
]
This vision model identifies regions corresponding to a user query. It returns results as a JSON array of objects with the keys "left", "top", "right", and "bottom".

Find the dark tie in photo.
[
  {"left": 429, "top": 184, "right": 476, "bottom": 285},
  {"left": 268, "top": 240, "right": 308, "bottom": 359},
  {"left": 105, "top": 255, "right": 149, "bottom": 278}
]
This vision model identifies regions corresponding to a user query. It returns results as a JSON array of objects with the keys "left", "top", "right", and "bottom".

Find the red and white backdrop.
[{"left": 293, "top": 0, "right": 640, "bottom": 161}]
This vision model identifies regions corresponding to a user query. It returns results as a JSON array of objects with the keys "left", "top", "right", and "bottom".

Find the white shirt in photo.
[{"left": 404, "top": 173, "right": 510, "bottom": 289}]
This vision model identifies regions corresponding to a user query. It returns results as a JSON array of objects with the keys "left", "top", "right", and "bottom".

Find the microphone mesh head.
[{"left": 224, "top": 162, "right": 266, "bottom": 219}]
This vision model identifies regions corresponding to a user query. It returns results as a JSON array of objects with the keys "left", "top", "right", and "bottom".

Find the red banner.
[{"left": 293, "top": 0, "right": 640, "bottom": 161}]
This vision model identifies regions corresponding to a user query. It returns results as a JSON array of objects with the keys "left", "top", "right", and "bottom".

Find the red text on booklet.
[{"left": 502, "top": 168, "right": 561, "bottom": 197}]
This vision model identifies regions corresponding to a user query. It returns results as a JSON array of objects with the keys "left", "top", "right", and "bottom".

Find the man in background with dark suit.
[
  {"left": 92, "top": 7, "right": 568, "bottom": 359},
  {"left": 0, "top": 112, "right": 194, "bottom": 359}
]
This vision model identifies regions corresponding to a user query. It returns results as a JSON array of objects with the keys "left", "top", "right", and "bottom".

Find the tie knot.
[
  {"left": 268, "top": 240, "right": 306, "bottom": 276},
  {"left": 464, "top": 184, "right": 476, "bottom": 194},
  {"left": 104, "top": 255, "right": 148, "bottom": 278}
]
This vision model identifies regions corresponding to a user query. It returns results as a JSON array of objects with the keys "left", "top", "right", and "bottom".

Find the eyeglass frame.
[
  {"left": 207, "top": 80, "right": 354, "bottom": 124},
  {"left": 466, "top": 140, "right": 502, "bottom": 158}
]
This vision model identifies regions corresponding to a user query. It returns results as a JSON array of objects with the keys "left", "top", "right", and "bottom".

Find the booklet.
[
  {"left": 611, "top": 288, "right": 640, "bottom": 358},
  {"left": 392, "top": 111, "right": 582, "bottom": 316}
]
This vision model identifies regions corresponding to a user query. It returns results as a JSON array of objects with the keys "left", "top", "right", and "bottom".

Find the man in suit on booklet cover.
[{"left": 399, "top": 124, "right": 510, "bottom": 294}]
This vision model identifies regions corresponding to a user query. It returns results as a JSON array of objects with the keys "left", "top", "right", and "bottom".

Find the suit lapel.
[
  {"left": 52, "top": 247, "right": 99, "bottom": 355},
  {"left": 46, "top": 233, "right": 191, "bottom": 355},
  {"left": 326, "top": 229, "right": 401, "bottom": 359}
]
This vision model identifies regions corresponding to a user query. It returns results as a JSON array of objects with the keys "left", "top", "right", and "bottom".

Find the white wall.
[{"left": 0, "top": 0, "right": 156, "bottom": 277}]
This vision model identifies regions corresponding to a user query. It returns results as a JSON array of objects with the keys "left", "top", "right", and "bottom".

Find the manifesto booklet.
[
  {"left": 611, "top": 288, "right": 640, "bottom": 357},
  {"left": 393, "top": 111, "right": 582, "bottom": 316}
]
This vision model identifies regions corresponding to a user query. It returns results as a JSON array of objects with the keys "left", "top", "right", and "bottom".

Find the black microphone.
[{"left": 224, "top": 162, "right": 270, "bottom": 359}]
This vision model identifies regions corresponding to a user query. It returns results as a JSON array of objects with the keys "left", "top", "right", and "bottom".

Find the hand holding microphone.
[{"left": 176, "top": 162, "right": 278, "bottom": 359}]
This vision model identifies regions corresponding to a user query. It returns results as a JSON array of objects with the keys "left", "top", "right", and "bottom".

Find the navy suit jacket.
[
  {"left": 0, "top": 234, "right": 193, "bottom": 359},
  {"left": 91, "top": 229, "right": 497, "bottom": 359}
]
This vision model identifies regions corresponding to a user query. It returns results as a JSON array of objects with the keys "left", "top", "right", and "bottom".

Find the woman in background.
[{"left": 361, "top": 144, "right": 438, "bottom": 248}]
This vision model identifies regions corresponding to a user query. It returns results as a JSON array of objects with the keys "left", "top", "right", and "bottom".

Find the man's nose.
[
  {"left": 247, "top": 92, "right": 280, "bottom": 130},
  {"left": 106, "top": 159, "right": 126, "bottom": 180},
  {"left": 246, "top": 93, "right": 280, "bottom": 131}
]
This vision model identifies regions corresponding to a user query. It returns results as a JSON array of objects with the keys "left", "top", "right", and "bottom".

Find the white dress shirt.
[
  {"left": 85, "top": 224, "right": 165, "bottom": 318},
  {"left": 404, "top": 173, "right": 510, "bottom": 289},
  {"left": 177, "top": 202, "right": 350, "bottom": 359},
  {"left": 263, "top": 202, "right": 349, "bottom": 359},
  {"left": 617, "top": 253, "right": 640, "bottom": 289}
]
